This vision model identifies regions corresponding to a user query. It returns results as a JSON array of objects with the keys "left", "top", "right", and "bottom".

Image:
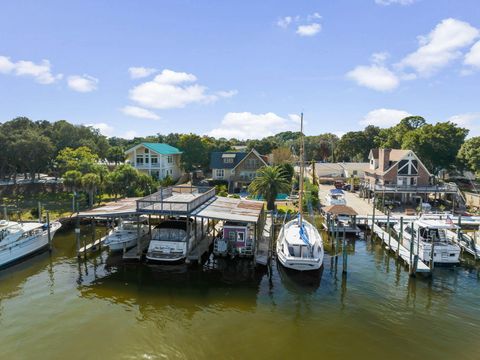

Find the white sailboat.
[
  {"left": 104, "top": 219, "right": 149, "bottom": 252},
  {"left": 0, "top": 219, "right": 62, "bottom": 268},
  {"left": 394, "top": 216, "right": 460, "bottom": 265},
  {"left": 276, "top": 113, "right": 324, "bottom": 271}
]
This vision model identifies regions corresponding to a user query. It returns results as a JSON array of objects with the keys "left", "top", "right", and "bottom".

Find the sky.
[{"left": 0, "top": 0, "right": 479, "bottom": 140}]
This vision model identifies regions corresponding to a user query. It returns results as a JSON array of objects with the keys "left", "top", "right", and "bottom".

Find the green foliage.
[
  {"left": 81, "top": 173, "right": 101, "bottom": 207},
  {"left": 159, "top": 175, "right": 175, "bottom": 187},
  {"left": 336, "top": 126, "right": 381, "bottom": 162},
  {"left": 457, "top": 137, "right": 480, "bottom": 174},
  {"left": 56, "top": 146, "right": 99, "bottom": 174},
  {"left": 63, "top": 170, "right": 83, "bottom": 191},
  {"left": 104, "top": 164, "right": 156, "bottom": 198},
  {"left": 215, "top": 184, "right": 228, "bottom": 196},
  {"left": 248, "top": 166, "right": 290, "bottom": 210},
  {"left": 402, "top": 121, "right": 468, "bottom": 173}
]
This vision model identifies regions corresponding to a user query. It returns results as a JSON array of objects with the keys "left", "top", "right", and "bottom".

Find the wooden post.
[
  {"left": 75, "top": 216, "right": 81, "bottom": 257},
  {"left": 46, "top": 211, "right": 52, "bottom": 251},
  {"left": 342, "top": 227, "right": 347, "bottom": 273},
  {"left": 3, "top": 206, "right": 7, "bottom": 221},
  {"left": 398, "top": 217, "right": 403, "bottom": 257},
  {"left": 409, "top": 225, "right": 414, "bottom": 275},
  {"left": 91, "top": 218, "right": 96, "bottom": 252},
  {"left": 430, "top": 238, "right": 435, "bottom": 270},
  {"left": 372, "top": 194, "right": 376, "bottom": 240},
  {"left": 148, "top": 214, "right": 152, "bottom": 239},
  {"left": 387, "top": 210, "right": 391, "bottom": 250},
  {"left": 38, "top": 201, "right": 42, "bottom": 223},
  {"left": 137, "top": 214, "right": 141, "bottom": 257}
]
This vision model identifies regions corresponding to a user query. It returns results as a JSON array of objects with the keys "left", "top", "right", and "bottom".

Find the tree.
[
  {"left": 107, "top": 146, "right": 126, "bottom": 164},
  {"left": 378, "top": 116, "right": 426, "bottom": 148},
  {"left": 458, "top": 137, "right": 480, "bottom": 174},
  {"left": 63, "top": 170, "right": 83, "bottom": 192},
  {"left": 177, "top": 134, "right": 210, "bottom": 171},
  {"left": 81, "top": 173, "right": 101, "bottom": 207},
  {"left": 272, "top": 147, "right": 293, "bottom": 165},
  {"left": 56, "top": 146, "right": 99, "bottom": 174},
  {"left": 248, "top": 166, "right": 290, "bottom": 210},
  {"left": 402, "top": 122, "right": 468, "bottom": 174}
]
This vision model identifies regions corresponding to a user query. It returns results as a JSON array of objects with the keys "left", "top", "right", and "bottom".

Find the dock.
[
  {"left": 122, "top": 234, "right": 150, "bottom": 261},
  {"left": 255, "top": 215, "right": 273, "bottom": 266},
  {"left": 78, "top": 233, "right": 108, "bottom": 254},
  {"left": 371, "top": 223, "right": 430, "bottom": 274}
]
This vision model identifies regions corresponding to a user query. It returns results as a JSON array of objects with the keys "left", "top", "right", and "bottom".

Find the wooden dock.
[
  {"left": 78, "top": 233, "right": 108, "bottom": 254},
  {"left": 255, "top": 216, "right": 272, "bottom": 266},
  {"left": 371, "top": 223, "right": 430, "bottom": 274}
]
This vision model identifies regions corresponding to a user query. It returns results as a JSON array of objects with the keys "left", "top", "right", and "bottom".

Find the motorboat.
[
  {"left": 0, "top": 219, "right": 62, "bottom": 268},
  {"left": 146, "top": 218, "right": 195, "bottom": 263},
  {"left": 325, "top": 189, "right": 346, "bottom": 205},
  {"left": 276, "top": 113, "right": 324, "bottom": 272},
  {"left": 104, "top": 219, "right": 149, "bottom": 252},
  {"left": 394, "top": 216, "right": 460, "bottom": 265}
]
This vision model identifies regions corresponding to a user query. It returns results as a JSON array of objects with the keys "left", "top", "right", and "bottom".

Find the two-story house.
[
  {"left": 125, "top": 143, "right": 183, "bottom": 180},
  {"left": 210, "top": 149, "right": 269, "bottom": 193}
]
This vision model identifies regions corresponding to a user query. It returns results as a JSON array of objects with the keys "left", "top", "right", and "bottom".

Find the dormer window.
[
  {"left": 144, "top": 148, "right": 149, "bottom": 153},
  {"left": 224, "top": 158, "right": 234, "bottom": 164}
]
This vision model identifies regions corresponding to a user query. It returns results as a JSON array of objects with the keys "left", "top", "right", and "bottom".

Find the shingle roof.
[
  {"left": 133, "top": 143, "right": 182, "bottom": 155},
  {"left": 210, "top": 152, "right": 247, "bottom": 169}
]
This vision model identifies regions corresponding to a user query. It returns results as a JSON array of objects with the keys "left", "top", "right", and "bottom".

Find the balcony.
[{"left": 363, "top": 182, "right": 459, "bottom": 194}]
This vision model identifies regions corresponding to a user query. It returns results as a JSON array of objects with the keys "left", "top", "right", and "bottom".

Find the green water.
[{"left": 1, "top": 226, "right": 480, "bottom": 360}]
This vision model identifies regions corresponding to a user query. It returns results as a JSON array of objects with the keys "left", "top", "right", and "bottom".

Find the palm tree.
[
  {"left": 248, "top": 166, "right": 290, "bottom": 211},
  {"left": 81, "top": 173, "right": 101, "bottom": 208}
]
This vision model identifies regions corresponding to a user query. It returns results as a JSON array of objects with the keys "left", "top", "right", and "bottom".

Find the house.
[
  {"left": 210, "top": 149, "right": 269, "bottom": 193},
  {"left": 362, "top": 148, "right": 459, "bottom": 205},
  {"left": 125, "top": 143, "right": 183, "bottom": 180},
  {"left": 311, "top": 162, "right": 369, "bottom": 182}
]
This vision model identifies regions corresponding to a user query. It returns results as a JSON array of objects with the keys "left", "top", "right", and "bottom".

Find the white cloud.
[
  {"left": 67, "top": 74, "right": 98, "bottom": 92},
  {"left": 0, "top": 55, "right": 62, "bottom": 84},
  {"left": 121, "top": 105, "right": 160, "bottom": 120},
  {"left": 86, "top": 123, "right": 114, "bottom": 137},
  {"left": 296, "top": 23, "right": 322, "bottom": 37},
  {"left": 399, "top": 18, "right": 479, "bottom": 76},
  {"left": 371, "top": 52, "right": 389, "bottom": 64},
  {"left": 360, "top": 108, "right": 412, "bottom": 127},
  {"left": 307, "top": 12, "right": 322, "bottom": 21},
  {"left": 209, "top": 112, "right": 298, "bottom": 139},
  {"left": 288, "top": 114, "right": 301, "bottom": 123},
  {"left": 128, "top": 66, "right": 158, "bottom": 79},
  {"left": 347, "top": 64, "right": 399, "bottom": 91},
  {"left": 448, "top": 112, "right": 480, "bottom": 137},
  {"left": 375, "top": 0, "right": 417, "bottom": 5},
  {"left": 129, "top": 69, "right": 234, "bottom": 109},
  {"left": 464, "top": 41, "right": 480, "bottom": 68},
  {"left": 215, "top": 89, "right": 238, "bottom": 98},
  {"left": 122, "top": 130, "right": 138, "bottom": 140},
  {"left": 277, "top": 16, "right": 293, "bottom": 28}
]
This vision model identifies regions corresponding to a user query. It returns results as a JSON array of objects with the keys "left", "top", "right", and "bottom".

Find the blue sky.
[{"left": 0, "top": 0, "right": 479, "bottom": 139}]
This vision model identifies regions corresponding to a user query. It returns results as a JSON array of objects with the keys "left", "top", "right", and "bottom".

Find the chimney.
[{"left": 379, "top": 148, "right": 391, "bottom": 171}]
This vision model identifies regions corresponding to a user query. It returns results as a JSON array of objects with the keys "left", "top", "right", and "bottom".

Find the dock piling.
[{"left": 46, "top": 211, "right": 52, "bottom": 251}]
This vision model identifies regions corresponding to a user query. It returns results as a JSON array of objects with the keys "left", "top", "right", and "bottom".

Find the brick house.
[{"left": 210, "top": 149, "right": 269, "bottom": 193}]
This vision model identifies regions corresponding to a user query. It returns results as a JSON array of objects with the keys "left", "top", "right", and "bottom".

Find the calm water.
[{"left": 1, "top": 226, "right": 480, "bottom": 360}]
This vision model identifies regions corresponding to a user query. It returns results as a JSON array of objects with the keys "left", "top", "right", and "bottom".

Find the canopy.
[
  {"left": 329, "top": 189, "right": 344, "bottom": 195},
  {"left": 322, "top": 205, "right": 358, "bottom": 216}
]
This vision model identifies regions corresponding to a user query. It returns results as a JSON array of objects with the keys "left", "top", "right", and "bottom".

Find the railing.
[
  {"left": 136, "top": 186, "right": 216, "bottom": 214},
  {"left": 363, "top": 183, "right": 459, "bottom": 193}
]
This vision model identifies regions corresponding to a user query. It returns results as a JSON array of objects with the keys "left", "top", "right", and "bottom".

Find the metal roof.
[
  {"left": 192, "top": 197, "right": 264, "bottom": 223},
  {"left": 125, "top": 143, "right": 182, "bottom": 155},
  {"left": 210, "top": 151, "right": 247, "bottom": 169},
  {"left": 77, "top": 198, "right": 140, "bottom": 218}
]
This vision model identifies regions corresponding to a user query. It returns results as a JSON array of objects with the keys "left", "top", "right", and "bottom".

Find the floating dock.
[{"left": 371, "top": 223, "right": 430, "bottom": 274}]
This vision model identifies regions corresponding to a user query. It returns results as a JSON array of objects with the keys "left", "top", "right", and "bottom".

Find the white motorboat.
[
  {"left": 394, "top": 216, "right": 460, "bottom": 265},
  {"left": 0, "top": 219, "right": 62, "bottom": 268},
  {"left": 276, "top": 113, "right": 324, "bottom": 272},
  {"left": 146, "top": 219, "right": 196, "bottom": 262},
  {"left": 324, "top": 189, "right": 346, "bottom": 205},
  {"left": 104, "top": 219, "right": 149, "bottom": 252}
]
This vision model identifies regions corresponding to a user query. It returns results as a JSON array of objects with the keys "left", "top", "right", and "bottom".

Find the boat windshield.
[{"left": 153, "top": 228, "right": 186, "bottom": 242}]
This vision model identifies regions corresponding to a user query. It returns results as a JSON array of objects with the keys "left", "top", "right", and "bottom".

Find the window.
[
  {"left": 136, "top": 156, "right": 144, "bottom": 164},
  {"left": 237, "top": 232, "right": 245, "bottom": 242},
  {"left": 215, "top": 169, "right": 224, "bottom": 178},
  {"left": 224, "top": 158, "right": 233, "bottom": 164},
  {"left": 151, "top": 156, "right": 158, "bottom": 164},
  {"left": 144, "top": 148, "right": 149, "bottom": 153},
  {"left": 229, "top": 232, "right": 235, "bottom": 241},
  {"left": 246, "top": 159, "right": 258, "bottom": 168},
  {"left": 167, "top": 155, "right": 173, "bottom": 164},
  {"left": 145, "top": 156, "right": 149, "bottom": 163}
]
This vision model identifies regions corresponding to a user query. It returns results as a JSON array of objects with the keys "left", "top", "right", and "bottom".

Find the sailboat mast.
[{"left": 299, "top": 112, "right": 304, "bottom": 224}]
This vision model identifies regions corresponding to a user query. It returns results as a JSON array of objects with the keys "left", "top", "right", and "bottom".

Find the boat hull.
[
  {"left": 0, "top": 222, "right": 61, "bottom": 269},
  {"left": 277, "top": 251, "right": 323, "bottom": 271}
]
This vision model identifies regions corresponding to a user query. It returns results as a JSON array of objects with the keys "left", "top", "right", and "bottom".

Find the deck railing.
[{"left": 363, "top": 183, "right": 459, "bottom": 193}]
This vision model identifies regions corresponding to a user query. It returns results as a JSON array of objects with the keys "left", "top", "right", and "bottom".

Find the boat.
[
  {"left": 324, "top": 188, "right": 346, "bottom": 205},
  {"left": 104, "top": 219, "right": 149, "bottom": 252},
  {"left": 146, "top": 218, "right": 195, "bottom": 263},
  {"left": 394, "top": 216, "right": 460, "bottom": 265},
  {"left": 276, "top": 113, "right": 324, "bottom": 271},
  {"left": 0, "top": 219, "right": 62, "bottom": 268}
]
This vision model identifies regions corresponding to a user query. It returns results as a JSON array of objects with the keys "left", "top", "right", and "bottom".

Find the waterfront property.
[
  {"left": 210, "top": 148, "right": 269, "bottom": 193},
  {"left": 125, "top": 142, "right": 183, "bottom": 180},
  {"left": 311, "top": 162, "right": 369, "bottom": 183},
  {"left": 77, "top": 185, "right": 267, "bottom": 263},
  {"left": 361, "top": 148, "right": 462, "bottom": 207}
]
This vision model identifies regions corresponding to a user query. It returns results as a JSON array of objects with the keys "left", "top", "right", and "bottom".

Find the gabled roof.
[
  {"left": 210, "top": 152, "right": 247, "bottom": 169},
  {"left": 125, "top": 143, "right": 182, "bottom": 155},
  {"left": 231, "top": 148, "right": 269, "bottom": 170}
]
